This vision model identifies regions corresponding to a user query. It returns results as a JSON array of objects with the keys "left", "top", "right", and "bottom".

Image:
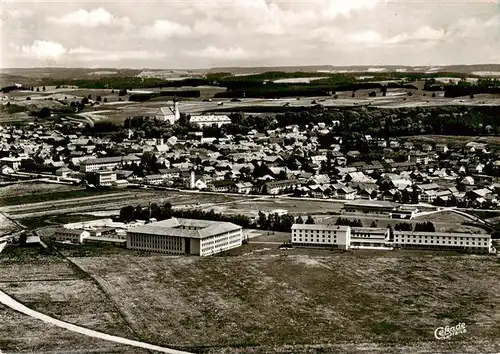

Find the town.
[{"left": 1, "top": 94, "right": 500, "bottom": 257}]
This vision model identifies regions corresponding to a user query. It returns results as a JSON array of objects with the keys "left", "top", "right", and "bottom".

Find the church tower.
[{"left": 173, "top": 97, "right": 180, "bottom": 122}]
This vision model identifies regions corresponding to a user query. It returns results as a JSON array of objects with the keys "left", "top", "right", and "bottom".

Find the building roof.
[
  {"left": 55, "top": 228, "right": 88, "bottom": 235},
  {"left": 291, "top": 224, "right": 350, "bottom": 231},
  {"left": 127, "top": 218, "right": 242, "bottom": 239}
]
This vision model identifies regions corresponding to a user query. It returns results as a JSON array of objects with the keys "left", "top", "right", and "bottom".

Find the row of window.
[
  {"left": 292, "top": 238, "right": 336, "bottom": 244},
  {"left": 394, "top": 239, "right": 488, "bottom": 246},
  {"left": 294, "top": 230, "right": 338, "bottom": 235},
  {"left": 395, "top": 235, "right": 486, "bottom": 241}
]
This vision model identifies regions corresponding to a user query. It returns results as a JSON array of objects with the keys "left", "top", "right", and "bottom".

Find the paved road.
[{"left": 0, "top": 290, "right": 192, "bottom": 354}]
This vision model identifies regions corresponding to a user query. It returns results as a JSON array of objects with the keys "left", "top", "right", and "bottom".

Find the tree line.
[
  {"left": 394, "top": 222, "right": 436, "bottom": 232},
  {"left": 118, "top": 203, "right": 315, "bottom": 232}
]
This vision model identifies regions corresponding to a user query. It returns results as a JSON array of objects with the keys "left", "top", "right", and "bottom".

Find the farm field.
[
  {"left": 5, "top": 83, "right": 500, "bottom": 125},
  {"left": 0, "top": 182, "right": 77, "bottom": 199},
  {"left": 0, "top": 186, "right": 121, "bottom": 206},
  {"left": 68, "top": 250, "right": 500, "bottom": 353}
]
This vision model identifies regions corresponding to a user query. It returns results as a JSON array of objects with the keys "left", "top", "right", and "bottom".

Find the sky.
[{"left": 1, "top": 0, "right": 499, "bottom": 69}]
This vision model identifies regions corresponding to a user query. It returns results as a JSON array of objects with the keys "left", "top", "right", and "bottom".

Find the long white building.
[
  {"left": 291, "top": 224, "right": 351, "bottom": 250},
  {"left": 126, "top": 218, "right": 243, "bottom": 256},
  {"left": 291, "top": 224, "right": 494, "bottom": 254},
  {"left": 189, "top": 114, "right": 231, "bottom": 128},
  {"left": 392, "top": 231, "right": 493, "bottom": 253}
]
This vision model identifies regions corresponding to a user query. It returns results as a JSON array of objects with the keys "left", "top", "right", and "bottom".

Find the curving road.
[{"left": 0, "top": 290, "right": 192, "bottom": 354}]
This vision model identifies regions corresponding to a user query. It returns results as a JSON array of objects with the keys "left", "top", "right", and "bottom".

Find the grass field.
[
  {"left": 0, "top": 182, "right": 77, "bottom": 199},
  {"left": 0, "top": 188, "right": 120, "bottom": 206},
  {"left": 67, "top": 250, "right": 500, "bottom": 353},
  {"left": 2, "top": 243, "right": 500, "bottom": 353},
  {"left": 0, "top": 246, "right": 147, "bottom": 353},
  {"left": 0, "top": 304, "right": 149, "bottom": 353}
]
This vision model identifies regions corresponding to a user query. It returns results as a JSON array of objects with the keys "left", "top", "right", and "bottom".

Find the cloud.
[
  {"left": 6, "top": 8, "right": 33, "bottom": 20},
  {"left": 140, "top": 19, "right": 191, "bottom": 39},
  {"left": 184, "top": 46, "right": 248, "bottom": 60},
  {"left": 21, "top": 40, "right": 67, "bottom": 60},
  {"left": 192, "top": 19, "right": 230, "bottom": 36},
  {"left": 48, "top": 8, "right": 131, "bottom": 28},
  {"left": 68, "top": 46, "right": 94, "bottom": 54},
  {"left": 324, "top": 0, "right": 383, "bottom": 19}
]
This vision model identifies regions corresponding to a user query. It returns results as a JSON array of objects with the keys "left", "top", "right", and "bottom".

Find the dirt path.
[{"left": 0, "top": 290, "right": 193, "bottom": 354}]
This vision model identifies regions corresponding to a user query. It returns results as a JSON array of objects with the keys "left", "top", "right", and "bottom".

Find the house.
[
  {"left": 358, "top": 188, "right": 377, "bottom": 200},
  {"left": 231, "top": 182, "right": 254, "bottom": 194},
  {"left": 461, "top": 176, "right": 475, "bottom": 186},
  {"left": 159, "top": 168, "right": 182, "bottom": 179},
  {"left": 144, "top": 174, "right": 165, "bottom": 185},
  {"left": 436, "top": 144, "right": 449, "bottom": 154},
  {"left": 389, "top": 140, "right": 400, "bottom": 149},
  {"left": 0, "top": 157, "right": 22, "bottom": 170},
  {"left": 264, "top": 179, "right": 300, "bottom": 195},
  {"left": 55, "top": 167, "right": 72, "bottom": 178},
  {"left": 409, "top": 151, "right": 429, "bottom": 165},
  {"left": 336, "top": 186, "right": 356, "bottom": 200},
  {"left": 403, "top": 142, "right": 414, "bottom": 150},
  {"left": 0, "top": 165, "right": 14, "bottom": 175},
  {"left": 207, "top": 179, "right": 235, "bottom": 192},
  {"left": 55, "top": 228, "right": 90, "bottom": 243}
]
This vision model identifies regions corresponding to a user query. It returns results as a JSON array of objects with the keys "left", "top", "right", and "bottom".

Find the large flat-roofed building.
[
  {"left": 391, "top": 231, "right": 493, "bottom": 253},
  {"left": 54, "top": 228, "right": 90, "bottom": 243},
  {"left": 189, "top": 115, "right": 231, "bottom": 128},
  {"left": 80, "top": 155, "right": 141, "bottom": 173},
  {"left": 350, "top": 227, "right": 390, "bottom": 248},
  {"left": 291, "top": 224, "right": 351, "bottom": 250},
  {"left": 343, "top": 200, "right": 418, "bottom": 219},
  {"left": 126, "top": 218, "right": 243, "bottom": 256},
  {"left": 291, "top": 224, "right": 494, "bottom": 254}
]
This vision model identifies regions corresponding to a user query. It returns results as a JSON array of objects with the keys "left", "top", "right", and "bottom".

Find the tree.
[
  {"left": 305, "top": 215, "right": 315, "bottom": 224},
  {"left": 37, "top": 107, "right": 51, "bottom": 118},
  {"left": 119, "top": 206, "right": 135, "bottom": 222},
  {"left": 19, "top": 233, "right": 28, "bottom": 246},
  {"left": 395, "top": 222, "right": 413, "bottom": 231},
  {"left": 42, "top": 86, "right": 46, "bottom": 91},
  {"left": 370, "top": 221, "right": 378, "bottom": 228},
  {"left": 414, "top": 222, "right": 435, "bottom": 232},
  {"left": 258, "top": 211, "right": 268, "bottom": 229},
  {"left": 103, "top": 97, "right": 108, "bottom": 103},
  {"left": 296, "top": 216, "right": 304, "bottom": 224},
  {"left": 26, "top": 97, "right": 31, "bottom": 100},
  {"left": 81, "top": 97, "right": 89, "bottom": 104}
]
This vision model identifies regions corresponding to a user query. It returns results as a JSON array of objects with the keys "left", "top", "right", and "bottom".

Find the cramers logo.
[{"left": 434, "top": 323, "right": 467, "bottom": 340}]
